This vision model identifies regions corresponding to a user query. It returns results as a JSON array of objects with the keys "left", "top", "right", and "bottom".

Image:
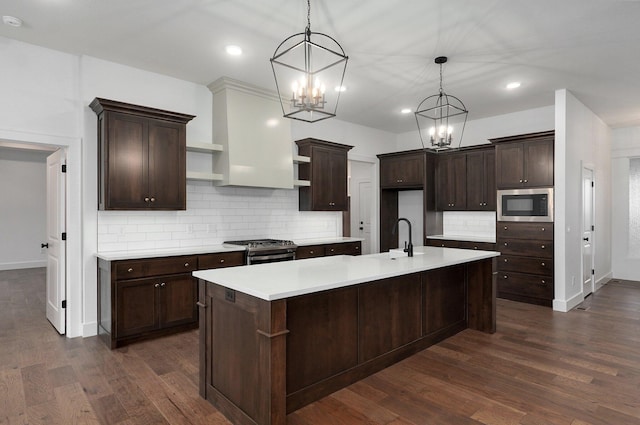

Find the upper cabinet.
[
  {"left": 492, "top": 131, "right": 554, "bottom": 189},
  {"left": 379, "top": 152, "right": 425, "bottom": 189},
  {"left": 296, "top": 138, "right": 353, "bottom": 211},
  {"left": 90, "top": 98, "right": 195, "bottom": 210},
  {"left": 465, "top": 147, "right": 496, "bottom": 211},
  {"left": 437, "top": 152, "right": 467, "bottom": 211}
]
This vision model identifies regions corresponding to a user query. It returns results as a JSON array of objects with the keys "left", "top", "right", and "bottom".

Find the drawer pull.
[
  {"left": 144, "top": 197, "right": 150, "bottom": 202},
  {"left": 504, "top": 242, "right": 508, "bottom": 246},
  {"left": 184, "top": 262, "right": 190, "bottom": 267},
  {"left": 504, "top": 226, "right": 508, "bottom": 230},
  {"left": 541, "top": 228, "right": 545, "bottom": 231},
  {"left": 504, "top": 259, "right": 508, "bottom": 262},
  {"left": 127, "top": 268, "right": 134, "bottom": 273},
  {"left": 160, "top": 282, "right": 166, "bottom": 287},
  {"left": 541, "top": 262, "right": 545, "bottom": 267},
  {"left": 541, "top": 280, "right": 546, "bottom": 285},
  {"left": 355, "top": 246, "right": 359, "bottom": 250},
  {"left": 503, "top": 275, "right": 508, "bottom": 279},
  {"left": 541, "top": 245, "right": 545, "bottom": 249},
  {"left": 330, "top": 248, "right": 335, "bottom": 252},
  {"left": 220, "top": 259, "right": 225, "bottom": 263},
  {"left": 310, "top": 250, "right": 314, "bottom": 254},
  {"left": 150, "top": 197, "right": 156, "bottom": 202},
  {"left": 154, "top": 283, "right": 160, "bottom": 288}
]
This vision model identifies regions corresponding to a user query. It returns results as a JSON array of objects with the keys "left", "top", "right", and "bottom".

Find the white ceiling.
[{"left": 2, "top": 0, "right": 640, "bottom": 134}]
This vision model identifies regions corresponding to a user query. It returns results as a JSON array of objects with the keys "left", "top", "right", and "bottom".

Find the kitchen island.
[{"left": 194, "top": 246, "right": 499, "bottom": 425}]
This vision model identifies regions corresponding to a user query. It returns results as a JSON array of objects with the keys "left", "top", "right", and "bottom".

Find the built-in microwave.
[{"left": 497, "top": 188, "right": 554, "bottom": 222}]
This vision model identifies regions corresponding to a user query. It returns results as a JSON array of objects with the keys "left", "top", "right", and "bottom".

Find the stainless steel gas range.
[{"left": 223, "top": 239, "right": 297, "bottom": 265}]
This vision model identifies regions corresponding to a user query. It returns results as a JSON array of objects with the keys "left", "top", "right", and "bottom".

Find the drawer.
[
  {"left": 115, "top": 255, "right": 198, "bottom": 279},
  {"left": 497, "top": 239, "right": 553, "bottom": 259},
  {"left": 497, "top": 271, "right": 553, "bottom": 300},
  {"left": 497, "top": 222, "right": 553, "bottom": 241},
  {"left": 426, "top": 239, "right": 461, "bottom": 248},
  {"left": 325, "top": 242, "right": 361, "bottom": 256},
  {"left": 296, "top": 245, "right": 325, "bottom": 259},
  {"left": 457, "top": 241, "right": 496, "bottom": 251},
  {"left": 498, "top": 255, "right": 553, "bottom": 276},
  {"left": 198, "top": 251, "right": 245, "bottom": 269}
]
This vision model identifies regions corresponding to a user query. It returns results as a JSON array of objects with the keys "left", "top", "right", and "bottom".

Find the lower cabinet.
[
  {"left": 296, "top": 241, "right": 361, "bottom": 259},
  {"left": 425, "top": 239, "right": 496, "bottom": 251},
  {"left": 98, "top": 250, "right": 244, "bottom": 348}
]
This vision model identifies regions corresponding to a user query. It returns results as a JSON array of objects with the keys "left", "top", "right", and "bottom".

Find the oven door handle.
[{"left": 249, "top": 252, "right": 296, "bottom": 264}]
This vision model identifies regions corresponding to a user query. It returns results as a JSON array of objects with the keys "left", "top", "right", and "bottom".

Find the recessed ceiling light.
[
  {"left": 506, "top": 82, "right": 521, "bottom": 90},
  {"left": 401, "top": 108, "right": 412, "bottom": 114},
  {"left": 225, "top": 45, "right": 242, "bottom": 56},
  {"left": 335, "top": 85, "right": 346, "bottom": 92},
  {"left": 2, "top": 15, "right": 23, "bottom": 28}
]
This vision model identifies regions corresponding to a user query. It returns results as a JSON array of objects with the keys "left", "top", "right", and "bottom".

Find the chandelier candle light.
[
  {"left": 415, "top": 56, "right": 468, "bottom": 149},
  {"left": 270, "top": 0, "right": 348, "bottom": 123}
]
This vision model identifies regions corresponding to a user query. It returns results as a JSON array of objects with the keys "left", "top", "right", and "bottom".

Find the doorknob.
[
  {"left": 41, "top": 243, "right": 49, "bottom": 249},
  {"left": 583, "top": 237, "right": 589, "bottom": 241},
  {"left": 359, "top": 227, "right": 364, "bottom": 230}
]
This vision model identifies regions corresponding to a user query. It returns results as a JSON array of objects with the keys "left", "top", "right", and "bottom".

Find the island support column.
[
  {"left": 199, "top": 281, "right": 288, "bottom": 425},
  {"left": 467, "top": 257, "right": 497, "bottom": 333}
]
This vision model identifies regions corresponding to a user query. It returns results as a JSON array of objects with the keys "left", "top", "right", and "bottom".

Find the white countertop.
[
  {"left": 427, "top": 234, "right": 496, "bottom": 244},
  {"left": 193, "top": 246, "right": 499, "bottom": 301},
  {"left": 293, "top": 237, "right": 364, "bottom": 246},
  {"left": 95, "top": 245, "right": 245, "bottom": 261}
]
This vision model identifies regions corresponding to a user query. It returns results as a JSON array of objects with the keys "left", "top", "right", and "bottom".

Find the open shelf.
[
  {"left": 186, "top": 142, "right": 223, "bottom": 153},
  {"left": 294, "top": 179, "right": 311, "bottom": 187},
  {"left": 293, "top": 155, "right": 310, "bottom": 164},
  {"left": 186, "top": 171, "right": 224, "bottom": 181}
]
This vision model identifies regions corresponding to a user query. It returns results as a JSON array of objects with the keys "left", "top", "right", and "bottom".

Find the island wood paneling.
[{"left": 423, "top": 265, "right": 466, "bottom": 335}]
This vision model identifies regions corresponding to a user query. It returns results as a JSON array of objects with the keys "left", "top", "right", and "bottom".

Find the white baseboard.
[
  {"left": 82, "top": 321, "right": 98, "bottom": 338},
  {"left": 595, "top": 272, "right": 613, "bottom": 292},
  {"left": 553, "top": 292, "right": 584, "bottom": 312},
  {"left": 0, "top": 260, "right": 46, "bottom": 271}
]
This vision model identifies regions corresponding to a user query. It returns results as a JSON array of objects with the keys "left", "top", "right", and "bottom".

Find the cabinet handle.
[
  {"left": 309, "top": 250, "right": 314, "bottom": 254},
  {"left": 355, "top": 246, "right": 359, "bottom": 250},
  {"left": 504, "top": 226, "right": 508, "bottom": 230},
  {"left": 150, "top": 197, "right": 156, "bottom": 202},
  {"left": 504, "top": 242, "right": 508, "bottom": 246},
  {"left": 541, "top": 245, "right": 545, "bottom": 249},
  {"left": 519, "top": 179, "right": 523, "bottom": 183},
  {"left": 473, "top": 246, "right": 478, "bottom": 250},
  {"left": 160, "top": 282, "right": 166, "bottom": 287},
  {"left": 504, "top": 259, "right": 508, "bottom": 262},
  {"left": 196, "top": 301, "right": 207, "bottom": 308},
  {"left": 541, "top": 262, "right": 546, "bottom": 266},
  {"left": 541, "top": 280, "right": 546, "bottom": 285},
  {"left": 541, "top": 228, "right": 545, "bottom": 231},
  {"left": 127, "top": 268, "right": 134, "bottom": 273},
  {"left": 503, "top": 275, "right": 508, "bottom": 279},
  {"left": 184, "top": 262, "right": 189, "bottom": 267},
  {"left": 154, "top": 283, "right": 160, "bottom": 288},
  {"left": 220, "top": 259, "right": 225, "bottom": 263},
  {"left": 144, "top": 197, "right": 150, "bottom": 202},
  {"left": 330, "top": 248, "right": 335, "bottom": 252},
  {"left": 524, "top": 179, "right": 528, "bottom": 183}
]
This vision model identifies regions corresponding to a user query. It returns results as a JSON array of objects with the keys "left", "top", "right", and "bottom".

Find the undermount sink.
[{"left": 388, "top": 249, "right": 425, "bottom": 259}]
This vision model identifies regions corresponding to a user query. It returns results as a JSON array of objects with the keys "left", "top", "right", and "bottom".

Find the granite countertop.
[
  {"left": 427, "top": 234, "right": 496, "bottom": 244},
  {"left": 193, "top": 245, "right": 499, "bottom": 301}
]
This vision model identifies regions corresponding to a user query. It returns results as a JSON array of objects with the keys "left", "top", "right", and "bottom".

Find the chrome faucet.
[{"left": 392, "top": 218, "right": 413, "bottom": 257}]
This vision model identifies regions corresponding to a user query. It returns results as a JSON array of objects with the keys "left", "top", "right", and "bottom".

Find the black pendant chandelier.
[
  {"left": 415, "top": 56, "right": 468, "bottom": 149},
  {"left": 270, "top": 0, "right": 348, "bottom": 123}
]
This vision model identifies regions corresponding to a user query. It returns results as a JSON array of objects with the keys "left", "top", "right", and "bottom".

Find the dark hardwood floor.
[{"left": 1, "top": 269, "right": 639, "bottom": 424}]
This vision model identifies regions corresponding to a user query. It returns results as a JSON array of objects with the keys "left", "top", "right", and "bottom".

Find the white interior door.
[
  {"left": 46, "top": 149, "right": 66, "bottom": 334},
  {"left": 582, "top": 167, "right": 595, "bottom": 297},
  {"left": 356, "top": 180, "right": 372, "bottom": 254}
]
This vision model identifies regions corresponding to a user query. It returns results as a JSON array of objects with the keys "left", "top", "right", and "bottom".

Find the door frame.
[
  {"left": 581, "top": 164, "right": 596, "bottom": 297},
  {"left": 0, "top": 130, "right": 82, "bottom": 338},
  {"left": 348, "top": 154, "right": 378, "bottom": 253}
]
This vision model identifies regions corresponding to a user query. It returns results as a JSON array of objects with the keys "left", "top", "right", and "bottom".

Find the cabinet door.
[
  {"left": 466, "top": 151, "right": 485, "bottom": 210},
  {"left": 328, "top": 148, "right": 349, "bottom": 211},
  {"left": 484, "top": 149, "right": 496, "bottom": 209},
  {"left": 496, "top": 143, "right": 525, "bottom": 189},
  {"left": 423, "top": 265, "right": 466, "bottom": 335},
  {"left": 148, "top": 118, "right": 186, "bottom": 209},
  {"left": 116, "top": 278, "right": 159, "bottom": 338},
  {"left": 523, "top": 139, "right": 554, "bottom": 187},
  {"left": 104, "top": 112, "right": 149, "bottom": 209},
  {"left": 296, "top": 245, "right": 325, "bottom": 259},
  {"left": 160, "top": 274, "right": 197, "bottom": 328},
  {"left": 379, "top": 154, "right": 424, "bottom": 188},
  {"left": 310, "top": 146, "right": 348, "bottom": 211},
  {"left": 438, "top": 154, "right": 466, "bottom": 210}
]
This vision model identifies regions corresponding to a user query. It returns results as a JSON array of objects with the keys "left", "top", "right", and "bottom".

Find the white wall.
[
  {"left": 554, "top": 89, "right": 612, "bottom": 312},
  {"left": 396, "top": 106, "right": 555, "bottom": 151},
  {"left": 0, "top": 148, "right": 48, "bottom": 270},
  {"left": 611, "top": 126, "right": 640, "bottom": 280}
]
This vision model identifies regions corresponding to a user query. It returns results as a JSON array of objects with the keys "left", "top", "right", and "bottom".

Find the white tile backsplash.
[
  {"left": 442, "top": 211, "right": 496, "bottom": 238},
  {"left": 97, "top": 182, "right": 342, "bottom": 252}
]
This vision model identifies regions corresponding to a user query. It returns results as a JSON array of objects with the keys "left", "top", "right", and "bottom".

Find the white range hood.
[{"left": 207, "top": 77, "right": 294, "bottom": 189}]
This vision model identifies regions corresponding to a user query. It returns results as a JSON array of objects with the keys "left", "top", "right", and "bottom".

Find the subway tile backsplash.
[
  {"left": 442, "top": 211, "right": 496, "bottom": 238},
  {"left": 97, "top": 182, "right": 341, "bottom": 252}
]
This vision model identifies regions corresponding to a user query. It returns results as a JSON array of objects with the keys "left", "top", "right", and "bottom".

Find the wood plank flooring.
[{"left": 1, "top": 269, "right": 639, "bottom": 424}]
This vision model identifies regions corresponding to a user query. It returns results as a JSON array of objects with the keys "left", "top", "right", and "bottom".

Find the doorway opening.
[
  {"left": 581, "top": 166, "right": 595, "bottom": 298},
  {"left": 348, "top": 159, "right": 375, "bottom": 254},
  {"left": 0, "top": 142, "right": 66, "bottom": 334}
]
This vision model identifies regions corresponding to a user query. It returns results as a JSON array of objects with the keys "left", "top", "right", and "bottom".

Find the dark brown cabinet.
[
  {"left": 379, "top": 152, "right": 425, "bottom": 189},
  {"left": 90, "top": 98, "right": 195, "bottom": 210},
  {"left": 98, "top": 250, "right": 244, "bottom": 348},
  {"left": 493, "top": 131, "right": 554, "bottom": 189},
  {"left": 423, "top": 265, "right": 466, "bottom": 335},
  {"left": 296, "top": 138, "right": 353, "bottom": 211},
  {"left": 437, "top": 152, "right": 467, "bottom": 210},
  {"left": 466, "top": 148, "right": 496, "bottom": 210},
  {"left": 296, "top": 241, "right": 361, "bottom": 259},
  {"left": 496, "top": 221, "right": 554, "bottom": 306},
  {"left": 425, "top": 238, "right": 496, "bottom": 251}
]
